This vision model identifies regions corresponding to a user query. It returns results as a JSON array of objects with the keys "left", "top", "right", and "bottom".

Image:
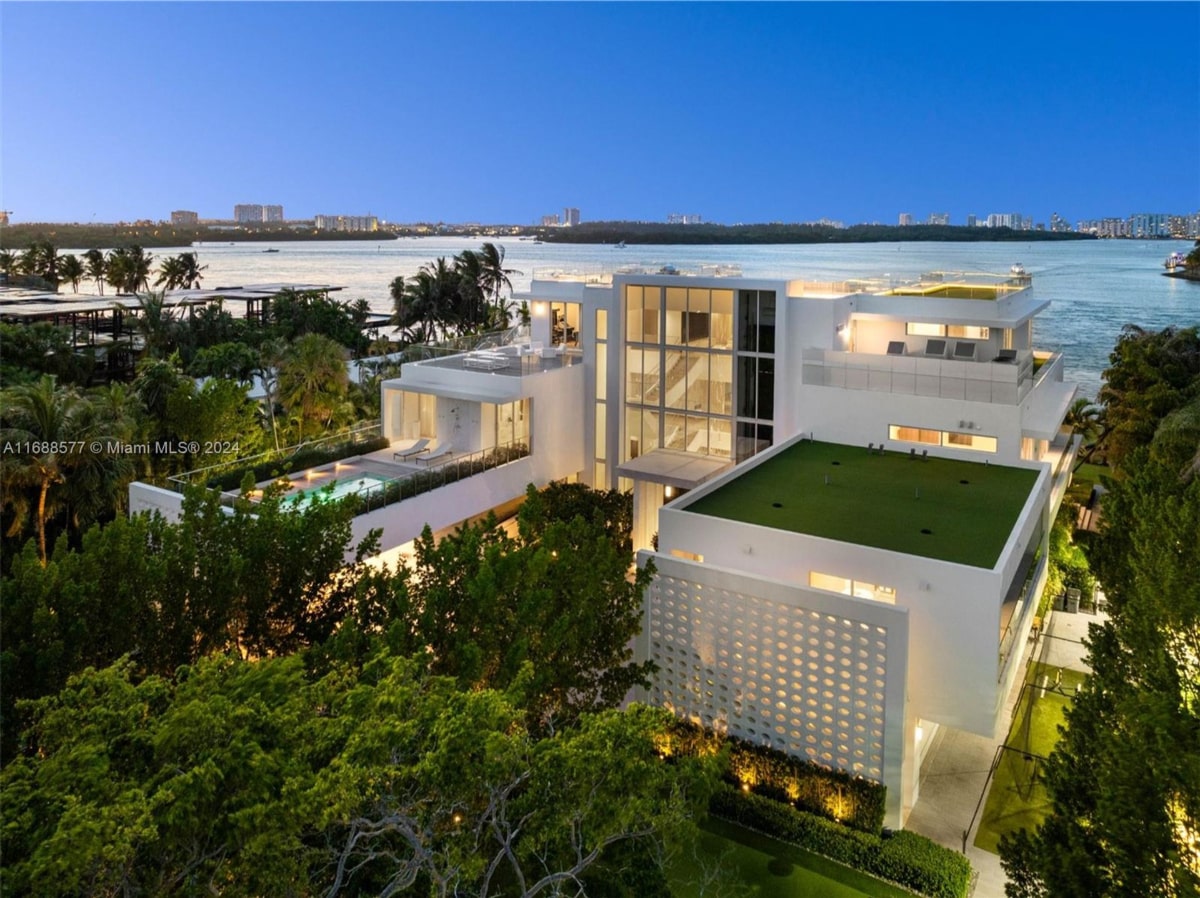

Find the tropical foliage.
[{"left": 999, "top": 325, "right": 1200, "bottom": 897}]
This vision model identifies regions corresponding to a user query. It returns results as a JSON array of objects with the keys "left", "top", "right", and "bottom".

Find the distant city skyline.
[{"left": 2, "top": 3, "right": 1197, "bottom": 225}]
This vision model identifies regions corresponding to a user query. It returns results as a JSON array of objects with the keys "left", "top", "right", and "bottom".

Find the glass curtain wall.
[
  {"left": 734, "top": 290, "right": 776, "bottom": 461},
  {"left": 623, "top": 285, "right": 733, "bottom": 461}
]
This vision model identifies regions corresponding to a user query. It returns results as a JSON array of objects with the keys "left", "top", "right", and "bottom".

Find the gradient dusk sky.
[{"left": 2, "top": 2, "right": 1197, "bottom": 226}]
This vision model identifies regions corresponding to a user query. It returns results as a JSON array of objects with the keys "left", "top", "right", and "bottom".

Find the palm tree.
[
  {"left": 278, "top": 333, "right": 349, "bottom": 442},
  {"left": 0, "top": 250, "right": 16, "bottom": 276},
  {"left": 84, "top": 249, "right": 107, "bottom": 295},
  {"left": 65, "top": 383, "right": 140, "bottom": 527},
  {"left": 256, "top": 337, "right": 289, "bottom": 452},
  {"left": 177, "top": 251, "right": 206, "bottom": 289},
  {"left": 129, "top": 290, "right": 180, "bottom": 358},
  {"left": 0, "top": 375, "right": 94, "bottom": 564},
  {"left": 59, "top": 254, "right": 85, "bottom": 293},
  {"left": 155, "top": 255, "right": 187, "bottom": 291},
  {"left": 453, "top": 249, "right": 489, "bottom": 332},
  {"left": 478, "top": 242, "right": 520, "bottom": 326},
  {"left": 157, "top": 251, "right": 206, "bottom": 290},
  {"left": 106, "top": 246, "right": 153, "bottom": 293}
]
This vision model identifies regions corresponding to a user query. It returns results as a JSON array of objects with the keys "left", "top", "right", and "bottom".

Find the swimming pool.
[{"left": 287, "top": 472, "right": 391, "bottom": 511}]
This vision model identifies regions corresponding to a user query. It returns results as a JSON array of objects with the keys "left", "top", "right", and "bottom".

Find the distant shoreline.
[
  {"left": 1163, "top": 268, "right": 1200, "bottom": 282},
  {"left": 0, "top": 224, "right": 399, "bottom": 251},
  {"left": 534, "top": 222, "right": 1098, "bottom": 246}
]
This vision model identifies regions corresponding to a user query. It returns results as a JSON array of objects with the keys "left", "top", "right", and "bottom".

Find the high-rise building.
[
  {"left": 1129, "top": 213, "right": 1170, "bottom": 238},
  {"left": 171, "top": 210, "right": 199, "bottom": 226},
  {"left": 667, "top": 213, "right": 704, "bottom": 225},
  {"left": 966, "top": 214, "right": 977, "bottom": 228},
  {"left": 314, "top": 214, "right": 378, "bottom": 232},
  {"left": 541, "top": 214, "right": 560, "bottom": 227},
  {"left": 234, "top": 204, "right": 264, "bottom": 223},
  {"left": 1049, "top": 213, "right": 1071, "bottom": 233},
  {"left": 563, "top": 207, "right": 580, "bottom": 227},
  {"left": 263, "top": 205, "right": 284, "bottom": 222},
  {"left": 927, "top": 213, "right": 950, "bottom": 226},
  {"left": 898, "top": 213, "right": 913, "bottom": 226}
]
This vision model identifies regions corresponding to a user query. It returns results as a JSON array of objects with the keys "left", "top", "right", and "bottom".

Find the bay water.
[{"left": 144, "top": 237, "right": 1198, "bottom": 399}]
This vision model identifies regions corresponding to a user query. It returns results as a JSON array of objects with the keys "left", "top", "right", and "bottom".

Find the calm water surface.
[{"left": 130, "top": 237, "right": 1199, "bottom": 399}]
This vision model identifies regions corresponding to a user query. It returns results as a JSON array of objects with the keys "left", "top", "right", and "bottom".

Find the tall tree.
[
  {"left": 277, "top": 332, "right": 349, "bottom": 441},
  {"left": 57, "top": 253, "right": 84, "bottom": 293},
  {"left": 1097, "top": 325, "right": 1200, "bottom": 467},
  {"left": 129, "top": 289, "right": 181, "bottom": 358},
  {"left": 83, "top": 248, "right": 107, "bottom": 295},
  {"left": 478, "top": 241, "right": 521, "bottom": 326},
  {"left": 0, "top": 376, "right": 97, "bottom": 564}
]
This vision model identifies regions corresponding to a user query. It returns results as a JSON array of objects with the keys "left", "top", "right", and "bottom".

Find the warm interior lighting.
[
  {"left": 532, "top": 301, "right": 548, "bottom": 316},
  {"left": 664, "top": 486, "right": 675, "bottom": 499}
]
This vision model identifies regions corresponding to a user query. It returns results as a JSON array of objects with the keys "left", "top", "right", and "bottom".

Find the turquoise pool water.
[{"left": 287, "top": 473, "right": 390, "bottom": 511}]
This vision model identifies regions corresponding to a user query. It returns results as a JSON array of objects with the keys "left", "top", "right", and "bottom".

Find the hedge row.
[
  {"left": 348, "top": 444, "right": 530, "bottom": 511},
  {"left": 663, "top": 718, "right": 887, "bottom": 834},
  {"left": 711, "top": 785, "right": 970, "bottom": 898},
  {"left": 208, "top": 436, "right": 392, "bottom": 491}
]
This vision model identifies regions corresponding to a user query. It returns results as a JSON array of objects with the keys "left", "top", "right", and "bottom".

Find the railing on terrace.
[
  {"left": 530, "top": 263, "right": 744, "bottom": 283},
  {"left": 166, "top": 421, "right": 384, "bottom": 493},
  {"left": 228, "top": 437, "right": 532, "bottom": 515},
  {"left": 998, "top": 550, "right": 1048, "bottom": 678},
  {"left": 800, "top": 348, "right": 1037, "bottom": 404}
]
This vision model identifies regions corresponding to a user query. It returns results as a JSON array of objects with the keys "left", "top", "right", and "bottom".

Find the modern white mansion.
[{"left": 132, "top": 265, "right": 1078, "bottom": 828}]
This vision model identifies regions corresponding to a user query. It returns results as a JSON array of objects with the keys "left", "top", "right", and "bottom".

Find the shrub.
[
  {"left": 711, "top": 785, "right": 970, "bottom": 898},
  {"left": 207, "top": 436, "right": 390, "bottom": 490},
  {"left": 663, "top": 719, "right": 887, "bottom": 834}
]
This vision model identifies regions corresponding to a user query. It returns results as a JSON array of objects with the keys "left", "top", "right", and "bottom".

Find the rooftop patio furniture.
[
  {"left": 924, "top": 338, "right": 947, "bottom": 357},
  {"left": 464, "top": 351, "right": 510, "bottom": 371},
  {"left": 953, "top": 341, "right": 977, "bottom": 361},
  {"left": 393, "top": 438, "right": 430, "bottom": 461},
  {"left": 415, "top": 446, "right": 454, "bottom": 466},
  {"left": 886, "top": 341, "right": 907, "bottom": 356}
]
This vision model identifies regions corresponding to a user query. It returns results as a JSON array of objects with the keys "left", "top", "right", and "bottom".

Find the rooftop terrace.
[{"left": 682, "top": 440, "right": 1039, "bottom": 568}]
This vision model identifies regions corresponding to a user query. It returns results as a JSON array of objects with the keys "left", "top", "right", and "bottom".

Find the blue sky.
[{"left": 2, "top": 2, "right": 1197, "bottom": 226}]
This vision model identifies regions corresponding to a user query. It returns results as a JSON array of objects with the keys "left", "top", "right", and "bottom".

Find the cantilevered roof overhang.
[
  {"left": 1022, "top": 380, "right": 1077, "bottom": 442},
  {"left": 617, "top": 449, "right": 732, "bottom": 490},
  {"left": 850, "top": 294, "right": 1050, "bottom": 330}
]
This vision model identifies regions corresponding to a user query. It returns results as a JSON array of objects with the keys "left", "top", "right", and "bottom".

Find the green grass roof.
[{"left": 683, "top": 440, "right": 1039, "bottom": 568}]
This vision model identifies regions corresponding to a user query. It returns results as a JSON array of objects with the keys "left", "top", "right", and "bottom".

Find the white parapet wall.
[{"left": 129, "top": 482, "right": 186, "bottom": 523}]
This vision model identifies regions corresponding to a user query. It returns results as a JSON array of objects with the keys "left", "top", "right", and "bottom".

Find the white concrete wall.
[
  {"left": 640, "top": 551, "right": 911, "bottom": 829},
  {"left": 128, "top": 482, "right": 186, "bottom": 522}
]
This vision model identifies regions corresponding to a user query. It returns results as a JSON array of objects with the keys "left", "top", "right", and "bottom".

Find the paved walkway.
[{"left": 904, "top": 607, "right": 1107, "bottom": 897}]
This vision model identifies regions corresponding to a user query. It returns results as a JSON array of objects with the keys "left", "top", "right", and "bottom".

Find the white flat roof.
[
  {"left": 1022, "top": 379, "right": 1077, "bottom": 442},
  {"left": 616, "top": 448, "right": 732, "bottom": 489}
]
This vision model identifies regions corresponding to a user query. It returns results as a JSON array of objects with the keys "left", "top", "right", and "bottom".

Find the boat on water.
[
  {"left": 1010, "top": 263, "right": 1027, "bottom": 276},
  {"left": 1165, "top": 251, "right": 1187, "bottom": 270},
  {"left": 615, "top": 240, "right": 626, "bottom": 249},
  {"left": 263, "top": 248, "right": 280, "bottom": 253}
]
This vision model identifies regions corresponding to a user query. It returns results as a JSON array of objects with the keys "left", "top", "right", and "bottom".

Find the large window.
[
  {"left": 809, "top": 571, "right": 896, "bottom": 605},
  {"left": 623, "top": 284, "right": 734, "bottom": 461},
  {"left": 550, "top": 302, "right": 581, "bottom": 347},
  {"left": 889, "top": 424, "right": 998, "bottom": 453},
  {"left": 906, "top": 322, "right": 990, "bottom": 339},
  {"left": 734, "top": 290, "right": 776, "bottom": 461}
]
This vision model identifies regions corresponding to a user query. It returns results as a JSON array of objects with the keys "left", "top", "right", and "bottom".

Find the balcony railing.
[{"left": 801, "top": 349, "right": 1038, "bottom": 404}]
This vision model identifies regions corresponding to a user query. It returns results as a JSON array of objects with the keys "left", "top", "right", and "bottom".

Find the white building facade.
[{"left": 130, "top": 264, "right": 1077, "bottom": 829}]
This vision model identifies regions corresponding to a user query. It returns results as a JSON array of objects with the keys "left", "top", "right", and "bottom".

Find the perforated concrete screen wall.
[{"left": 642, "top": 554, "right": 910, "bottom": 822}]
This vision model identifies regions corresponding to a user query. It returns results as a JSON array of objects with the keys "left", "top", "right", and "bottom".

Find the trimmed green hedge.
[
  {"left": 207, "top": 436, "right": 391, "bottom": 491},
  {"left": 662, "top": 719, "right": 887, "bottom": 834},
  {"left": 712, "top": 785, "right": 970, "bottom": 898}
]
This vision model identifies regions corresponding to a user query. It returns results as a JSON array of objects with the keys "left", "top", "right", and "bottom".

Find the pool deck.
[{"left": 243, "top": 440, "right": 465, "bottom": 501}]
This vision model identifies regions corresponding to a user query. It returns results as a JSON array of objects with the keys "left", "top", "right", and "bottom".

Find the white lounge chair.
[
  {"left": 416, "top": 446, "right": 454, "bottom": 467},
  {"left": 393, "top": 438, "right": 430, "bottom": 460}
]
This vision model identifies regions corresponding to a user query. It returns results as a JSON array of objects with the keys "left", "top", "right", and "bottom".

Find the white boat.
[
  {"left": 615, "top": 240, "right": 626, "bottom": 249},
  {"left": 1010, "top": 263, "right": 1027, "bottom": 276},
  {"left": 1165, "top": 252, "right": 1187, "bottom": 270}
]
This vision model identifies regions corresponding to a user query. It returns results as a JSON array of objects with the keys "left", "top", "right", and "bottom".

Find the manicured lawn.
[
  {"left": 684, "top": 440, "right": 1039, "bottom": 568},
  {"left": 670, "top": 818, "right": 914, "bottom": 898},
  {"left": 973, "top": 662, "right": 1088, "bottom": 853}
]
